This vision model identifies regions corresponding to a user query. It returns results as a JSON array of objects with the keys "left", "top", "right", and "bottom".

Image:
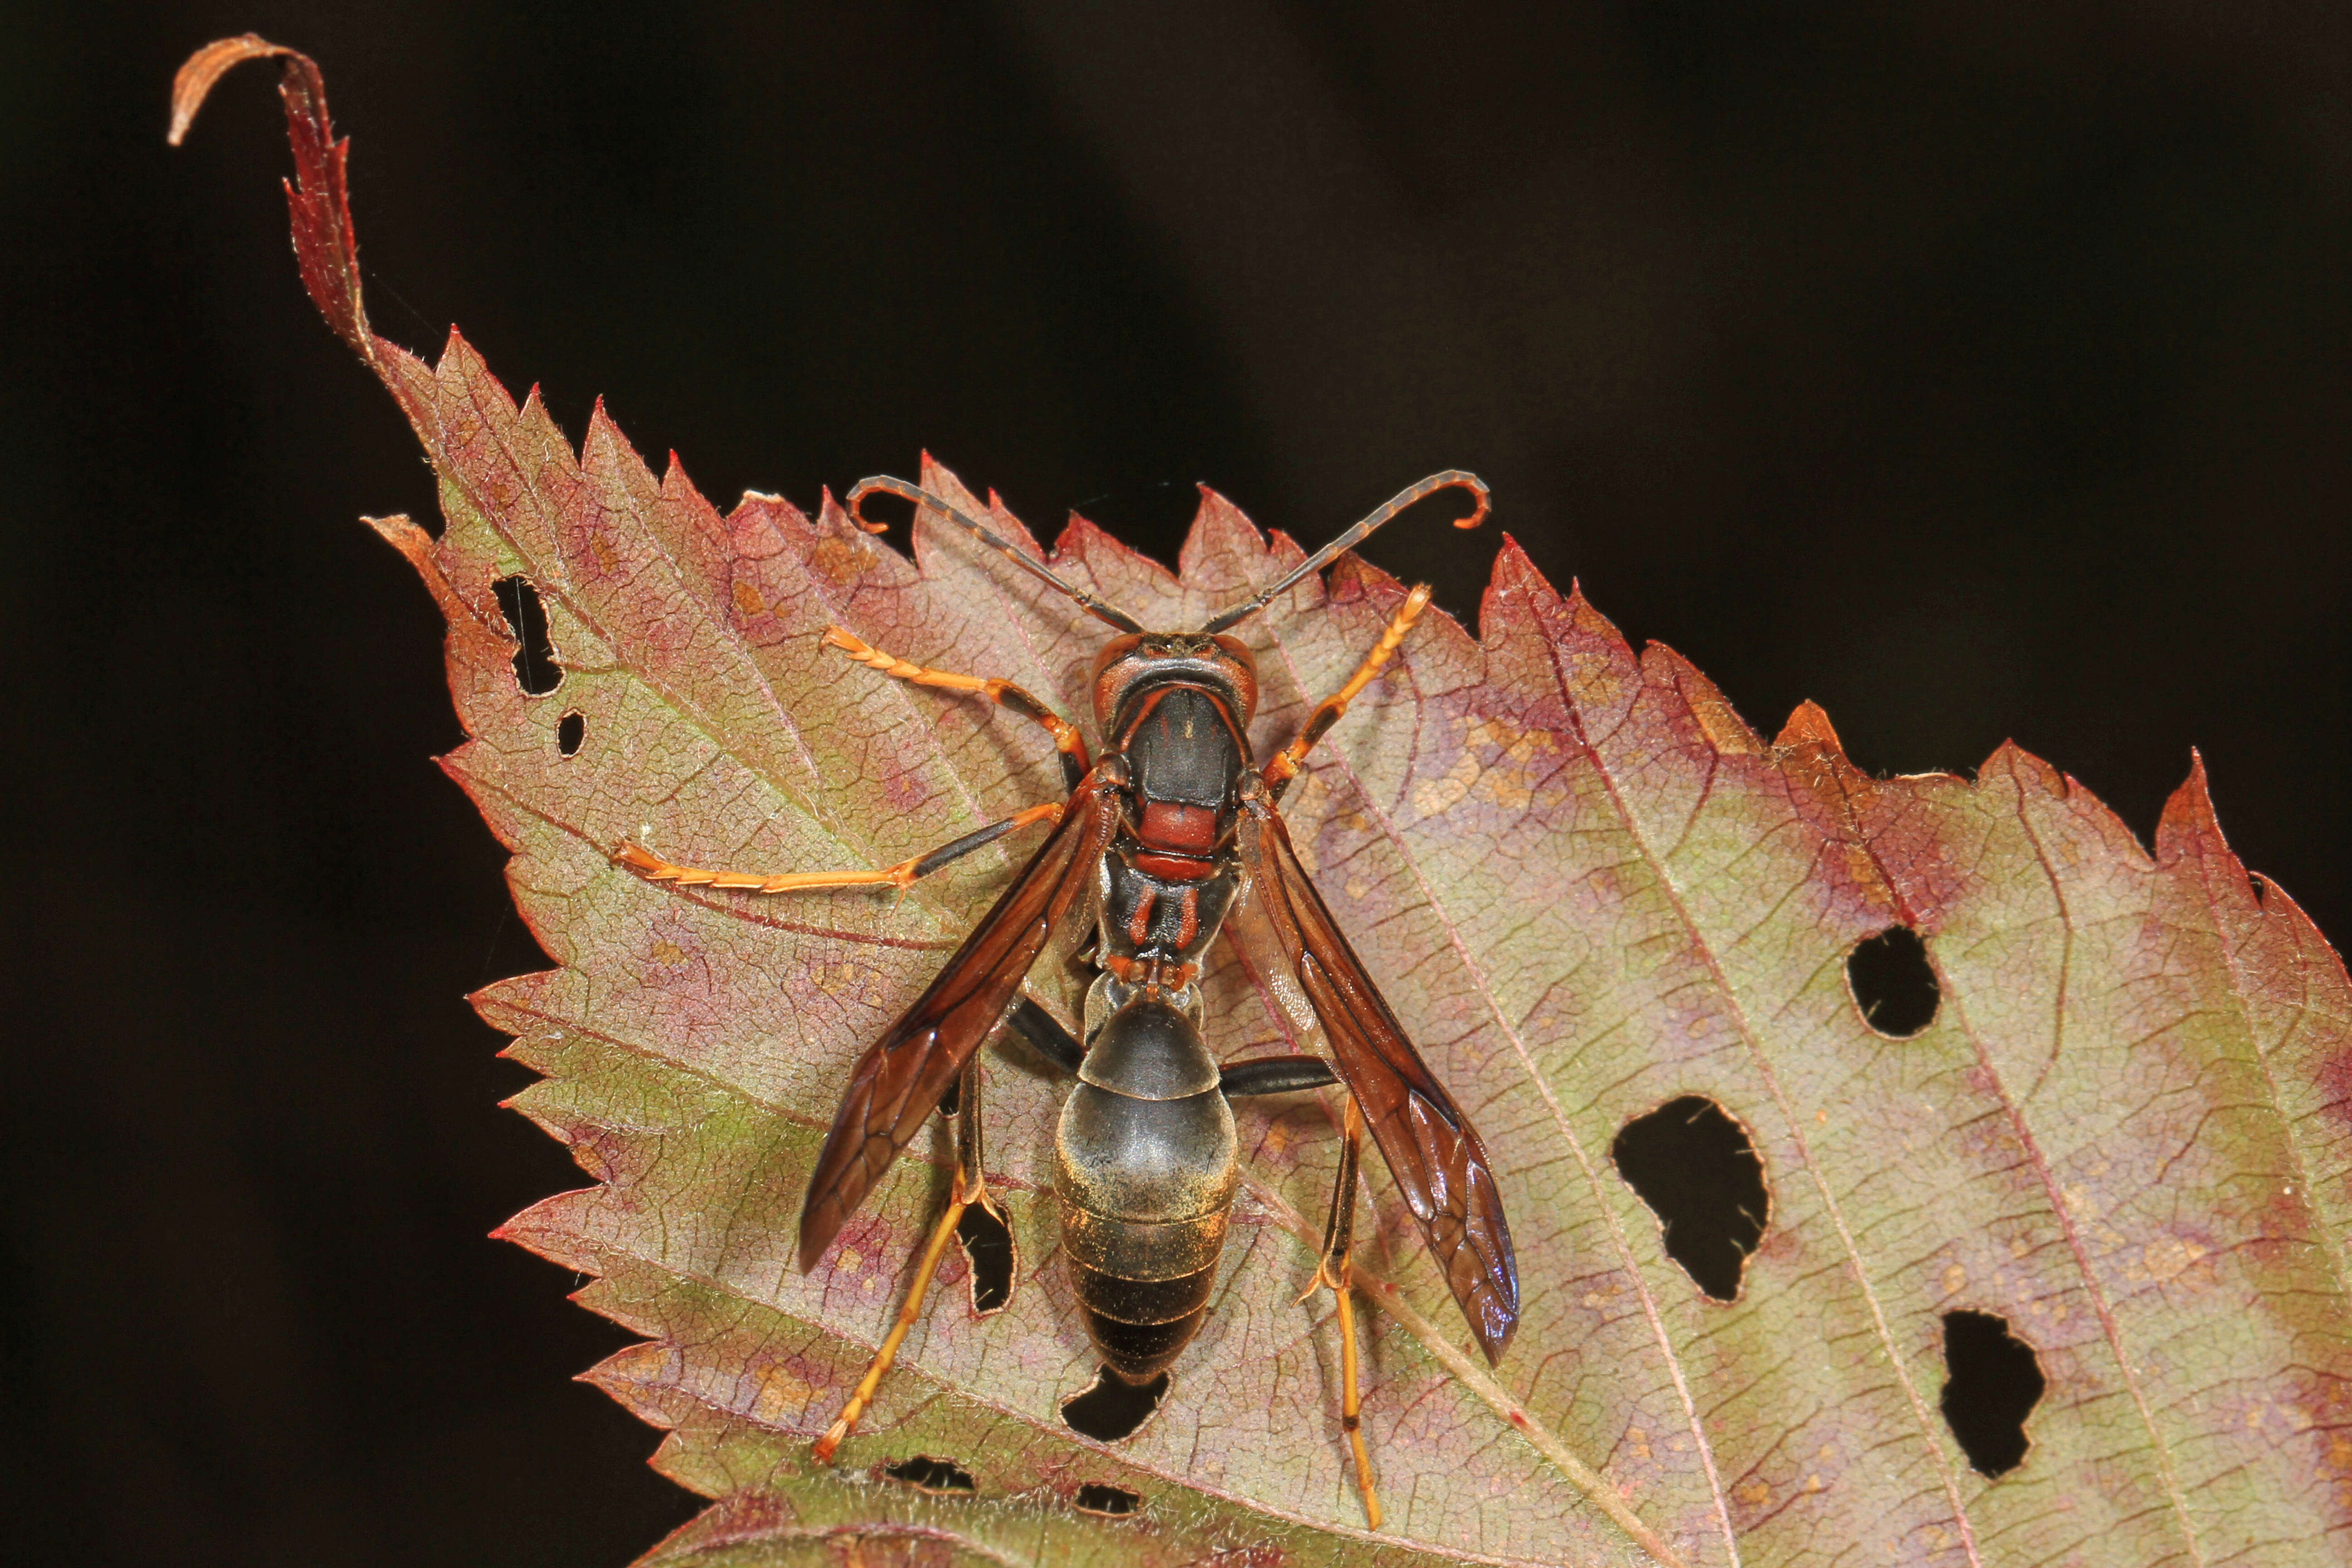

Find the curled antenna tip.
[
  {"left": 1440, "top": 473, "right": 1491, "bottom": 529},
  {"left": 844, "top": 473, "right": 1144, "bottom": 633},
  {"left": 1194, "top": 469, "right": 1493, "bottom": 634}
]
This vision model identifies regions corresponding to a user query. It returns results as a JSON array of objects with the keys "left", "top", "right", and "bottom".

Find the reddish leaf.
[{"left": 176, "top": 38, "right": 2352, "bottom": 1568}]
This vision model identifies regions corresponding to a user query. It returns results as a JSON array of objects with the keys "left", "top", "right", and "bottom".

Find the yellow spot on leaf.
[
  {"left": 652, "top": 941, "right": 687, "bottom": 966},
  {"left": 812, "top": 960, "right": 885, "bottom": 1005},
  {"left": 813, "top": 535, "right": 865, "bottom": 585},
  {"left": 2141, "top": 1236, "right": 2208, "bottom": 1284},
  {"left": 732, "top": 578, "right": 766, "bottom": 617},
  {"left": 1410, "top": 719, "right": 1560, "bottom": 819},
  {"left": 1942, "top": 1262, "right": 1967, "bottom": 1297},
  {"left": 1686, "top": 683, "right": 1759, "bottom": 755},
  {"left": 1411, "top": 757, "right": 1477, "bottom": 819},
  {"left": 1842, "top": 843, "right": 1897, "bottom": 911},
  {"left": 603, "top": 1340, "right": 669, "bottom": 1382},
  {"left": 751, "top": 1361, "right": 814, "bottom": 1425}
]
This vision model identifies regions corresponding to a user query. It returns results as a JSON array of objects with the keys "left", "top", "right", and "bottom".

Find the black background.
[{"left": 6, "top": 4, "right": 2349, "bottom": 1563}]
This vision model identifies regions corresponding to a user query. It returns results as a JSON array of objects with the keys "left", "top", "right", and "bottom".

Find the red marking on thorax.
[
  {"left": 1138, "top": 801, "right": 1218, "bottom": 853},
  {"left": 1131, "top": 800, "right": 1221, "bottom": 882},
  {"left": 1133, "top": 851, "right": 1213, "bottom": 880}
]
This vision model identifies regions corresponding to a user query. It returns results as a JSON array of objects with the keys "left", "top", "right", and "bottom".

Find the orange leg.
[
  {"left": 1300, "top": 1094, "right": 1382, "bottom": 1529},
  {"left": 814, "top": 1054, "right": 998, "bottom": 1462},
  {"left": 1263, "top": 585, "right": 1431, "bottom": 803},
  {"left": 614, "top": 802, "right": 1060, "bottom": 895},
  {"left": 825, "top": 626, "right": 1091, "bottom": 789}
]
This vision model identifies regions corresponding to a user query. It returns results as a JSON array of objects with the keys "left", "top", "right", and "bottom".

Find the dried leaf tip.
[{"left": 168, "top": 34, "right": 296, "bottom": 145}]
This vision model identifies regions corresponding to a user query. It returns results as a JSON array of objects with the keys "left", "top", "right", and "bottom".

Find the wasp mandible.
[{"left": 616, "top": 472, "right": 1519, "bottom": 1529}]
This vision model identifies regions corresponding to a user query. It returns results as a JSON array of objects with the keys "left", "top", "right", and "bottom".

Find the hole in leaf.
[
  {"left": 1059, "top": 1366, "right": 1169, "bottom": 1443},
  {"left": 936, "top": 1076, "right": 960, "bottom": 1118},
  {"left": 884, "top": 1457, "right": 978, "bottom": 1495},
  {"left": 556, "top": 711, "right": 585, "bottom": 756},
  {"left": 956, "top": 1204, "right": 1015, "bottom": 1315},
  {"left": 883, "top": 1454, "right": 975, "bottom": 1494},
  {"left": 492, "top": 575, "right": 563, "bottom": 695},
  {"left": 1073, "top": 1482, "right": 1142, "bottom": 1517},
  {"left": 1847, "top": 926, "right": 1939, "bottom": 1037},
  {"left": 1612, "top": 1095, "right": 1769, "bottom": 1301},
  {"left": 1940, "top": 1310, "right": 2045, "bottom": 1476}
]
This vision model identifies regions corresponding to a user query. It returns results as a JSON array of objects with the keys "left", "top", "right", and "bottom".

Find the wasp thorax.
[{"left": 1090, "top": 632, "right": 1258, "bottom": 731}]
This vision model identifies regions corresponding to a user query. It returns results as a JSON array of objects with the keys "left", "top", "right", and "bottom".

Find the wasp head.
[{"left": 1090, "top": 632, "right": 1258, "bottom": 733}]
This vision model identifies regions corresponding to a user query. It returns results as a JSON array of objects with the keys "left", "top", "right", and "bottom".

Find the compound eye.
[
  {"left": 1210, "top": 635, "right": 1259, "bottom": 723},
  {"left": 1090, "top": 633, "right": 1144, "bottom": 683},
  {"left": 1091, "top": 634, "right": 1147, "bottom": 727}
]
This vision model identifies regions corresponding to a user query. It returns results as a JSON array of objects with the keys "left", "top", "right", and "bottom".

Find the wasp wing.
[
  {"left": 797, "top": 767, "right": 1121, "bottom": 1270},
  {"left": 1235, "top": 797, "right": 1520, "bottom": 1362}
]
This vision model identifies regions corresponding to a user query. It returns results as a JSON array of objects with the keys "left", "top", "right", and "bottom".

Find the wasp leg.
[
  {"left": 1219, "top": 1054, "right": 1340, "bottom": 1098},
  {"left": 814, "top": 1052, "right": 999, "bottom": 1463},
  {"left": 1262, "top": 586, "right": 1432, "bottom": 802},
  {"left": 1301, "top": 1093, "right": 1381, "bottom": 1529},
  {"left": 1006, "top": 998, "right": 1086, "bottom": 1076},
  {"left": 826, "top": 626, "right": 1091, "bottom": 790},
  {"left": 614, "top": 802, "right": 1061, "bottom": 895}
]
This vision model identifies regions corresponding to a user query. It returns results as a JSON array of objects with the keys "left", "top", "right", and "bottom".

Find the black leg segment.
[
  {"left": 1219, "top": 1054, "right": 1341, "bottom": 1098},
  {"left": 1007, "top": 998, "right": 1086, "bottom": 1075}
]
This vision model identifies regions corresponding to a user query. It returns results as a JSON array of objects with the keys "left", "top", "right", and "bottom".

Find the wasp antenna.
[
  {"left": 1198, "top": 470, "right": 1489, "bottom": 634},
  {"left": 847, "top": 475, "right": 1145, "bottom": 633}
]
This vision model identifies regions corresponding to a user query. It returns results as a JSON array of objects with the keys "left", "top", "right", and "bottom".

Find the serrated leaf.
[{"left": 177, "top": 38, "right": 2352, "bottom": 1568}]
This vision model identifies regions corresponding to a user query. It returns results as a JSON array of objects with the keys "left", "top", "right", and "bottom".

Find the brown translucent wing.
[
  {"left": 797, "top": 769, "right": 1121, "bottom": 1270},
  {"left": 1235, "top": 798, "right": 1521, "bottom": 1361}
]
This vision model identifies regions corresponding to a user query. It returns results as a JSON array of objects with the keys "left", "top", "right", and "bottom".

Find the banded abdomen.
[{"left": 1053, "top": 997, "right": 1237, "bottom": 1383}]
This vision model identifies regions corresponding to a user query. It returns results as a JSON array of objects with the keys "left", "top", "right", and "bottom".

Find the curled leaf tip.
[{"left": 168, "top": 33, "right": 294, "bottom": 146}]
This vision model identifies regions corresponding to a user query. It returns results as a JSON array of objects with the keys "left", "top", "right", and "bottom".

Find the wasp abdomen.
[{"left": 1054, "top": 999, "right": 1238, "bottom": 1382}]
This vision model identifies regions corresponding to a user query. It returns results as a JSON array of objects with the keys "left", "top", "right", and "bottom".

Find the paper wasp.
[{"left": 617, "top": 472, "right": 1519, "bottom": 1528}]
